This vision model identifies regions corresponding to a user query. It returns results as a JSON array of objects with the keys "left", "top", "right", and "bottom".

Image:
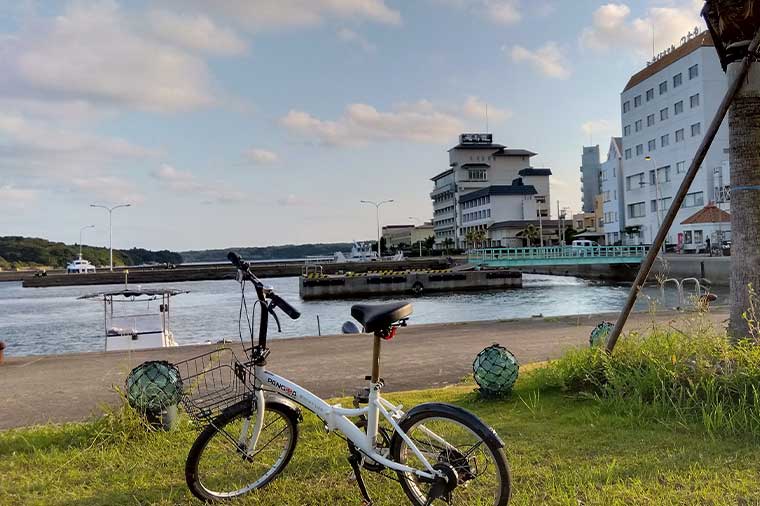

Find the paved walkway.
[{"left": 0, "top": 310, "right": 728, "bottom": 430}]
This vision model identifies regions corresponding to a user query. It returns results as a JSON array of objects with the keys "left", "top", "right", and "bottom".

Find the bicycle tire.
[
  {"left": 185, "top": 399, "right": 299, "bottom": 502},
  {"left": 390, "top": 403, "right": 511, "bottom": 506}
]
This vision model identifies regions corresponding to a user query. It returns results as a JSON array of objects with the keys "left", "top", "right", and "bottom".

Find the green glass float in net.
[
  {"left": 126, "top": 361, "right": 183, "bottom": 412},
  {"left": 472, "top": 344, "right": 519, "bottom": 397},
  {"left": 589, "top": 321, "right": 614, "bottom": 347}
]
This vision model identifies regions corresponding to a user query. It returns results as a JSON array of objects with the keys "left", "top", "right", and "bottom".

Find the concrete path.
[{"left": 0, "top": 310, "right": 728, "bottom": 430}]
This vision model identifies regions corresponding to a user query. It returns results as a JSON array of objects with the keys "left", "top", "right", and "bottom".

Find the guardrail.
[{"left": 468, "top": 245, "right": 648, "bottom": 266}]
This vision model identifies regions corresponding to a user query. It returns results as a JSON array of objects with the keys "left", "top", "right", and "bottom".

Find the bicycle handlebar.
[{"left": 227, "top": 251, "right": 301, "bottom": 320}]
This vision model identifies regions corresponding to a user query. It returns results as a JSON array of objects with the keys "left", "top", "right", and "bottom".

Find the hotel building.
[{"left": 430, "top": 133, "right": 551, "bottom": 248}]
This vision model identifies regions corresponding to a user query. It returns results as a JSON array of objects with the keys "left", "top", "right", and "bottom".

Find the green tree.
[
  {"left": 521, "top": 225, "right": 539, "bottom": 246},
  {"left": 473, "top": 229, "right": 487, "bottom": 248}
]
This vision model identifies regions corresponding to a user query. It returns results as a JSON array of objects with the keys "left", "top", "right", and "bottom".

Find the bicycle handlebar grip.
[
  {"left": 227, "top": 251, "right": 243, "bottom": 268},
  {"left": 270, "top": 293, "right": 301, "bottom": 320}
]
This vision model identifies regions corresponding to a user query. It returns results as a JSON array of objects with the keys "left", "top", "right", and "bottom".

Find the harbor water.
[{"left": 0, "top": 275, "right": 725, "bottom": 357}]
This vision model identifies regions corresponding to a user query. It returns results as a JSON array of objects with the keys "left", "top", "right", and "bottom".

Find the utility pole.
[
  {"left": 408, "top": 216, "right": 424, "bottom": 257},
  {"left": 361, "top": 199, "right": 394, "bottom": 258},
  {"left": 537, "top": 197, "right": 545, "bottom": 247},
  {"left": 90, "top": 203, "right": 131, "bottom": 271}
]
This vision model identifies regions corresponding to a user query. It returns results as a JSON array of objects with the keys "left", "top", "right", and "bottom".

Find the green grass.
[{"left": 2, "top": 377, "right": 760, "bottom": 506}]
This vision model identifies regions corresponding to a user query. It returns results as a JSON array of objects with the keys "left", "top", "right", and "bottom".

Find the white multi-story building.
[
  {"left": 431, "top": 133, "right": 551, "bottom": 248},
  {"left": 601, "top": 137, "right": 625, "bottom": 245},
  {"left": 619, "top": 30, "right": 729, "bottom": 248}
]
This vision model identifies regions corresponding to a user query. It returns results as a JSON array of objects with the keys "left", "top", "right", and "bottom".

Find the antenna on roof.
[
  {"left": 485, "top": 103, "right": 489, "bottom": 133},
  {"left": 651, "top": 22, "right": 655, "bottom": 60}
]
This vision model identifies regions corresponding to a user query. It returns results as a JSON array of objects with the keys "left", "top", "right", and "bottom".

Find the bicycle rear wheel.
[
  {"left": 390, "top": 404, "right": 511, "bottom": 506},
  {"left": 185, "top": 399, "right": 299, "bottom": 502}
]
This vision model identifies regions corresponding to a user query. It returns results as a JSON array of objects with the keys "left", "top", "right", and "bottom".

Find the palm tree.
[
  {"left": 474, "top": 229, "right": 488, "bottom": 248},
  {"left": 521, "top": 225, "right": 539, "bottom": 246},
  {"left": 703, "top": 0, "right": 760, "bottom": 339},
  {"left": 464, "top": 230, "right": 477, "bottom": 250}
]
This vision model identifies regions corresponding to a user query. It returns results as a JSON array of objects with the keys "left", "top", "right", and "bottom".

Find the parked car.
[{"left": 571, "top": 240, "right": 599, "bottom": 248}]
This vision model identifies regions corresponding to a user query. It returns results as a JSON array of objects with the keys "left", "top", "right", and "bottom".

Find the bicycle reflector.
[
  {"left": 589, "top": 322, "right": 615, "bottom": 347},
  {"left": 126, "top": 360, "right": 183, "bottom": 413},
  {"left": 472, "top": 344, "right": 519, "bottom": 397}
]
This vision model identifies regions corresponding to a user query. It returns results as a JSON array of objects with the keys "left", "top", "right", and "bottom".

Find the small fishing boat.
[{"left": 79, "top": 286, "right": 188, "bottom": 351}]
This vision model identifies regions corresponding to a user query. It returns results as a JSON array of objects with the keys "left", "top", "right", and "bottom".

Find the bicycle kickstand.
[{"left": 347, "top": 446, "right": 373, "bottom": 506}]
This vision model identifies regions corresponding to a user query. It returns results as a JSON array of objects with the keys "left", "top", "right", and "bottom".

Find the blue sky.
[{"left": 0, "top": 0, "right": 705, "bottom": 250}]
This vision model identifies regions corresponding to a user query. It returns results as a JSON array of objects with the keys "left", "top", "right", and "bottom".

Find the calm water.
[{"left": 0, "top": 275, "right": 724, "bottom": 357}]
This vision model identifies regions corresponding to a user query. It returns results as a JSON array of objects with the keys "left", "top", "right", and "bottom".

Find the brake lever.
[{"left": 268, "top": 304, "right": 282, "bottom": 332}]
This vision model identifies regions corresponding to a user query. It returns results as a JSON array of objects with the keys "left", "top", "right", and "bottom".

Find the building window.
[
  {"left": 674, "top": 100, "right": 684, "bottom": 115},
  {"left": 660, "top": 108, "right": 669, "bottom": 121},
  {"left": 694, "top": 230, "right": 703, "bottom": 243},
  {"left": 634, "top": 95, "right": 642, "bottom": 107},
  {"left": 467, "top": 169, "right": 487, "bottom": 181},
  {"left": 624, "top": 148, "right": 632, "bottom": 160},
  {"left": 635, "top": 119, "right": 642, "bottom": 132},
  {"left": 626, "top": 173, "right": 644, "bottom": 190},
  {"left": 658, "top": 166, "right": 671, "bottom": 182},
  {"left": 675, "top": 129, "right": 685, "bottom": 142},
  {"left": 661, "top": 133, "right": 670, "bottom": 147},
  {"left": 676, "top": 161, "right": 686, "bottom": 173},
  {"left": 690, "top": 93, "right": 700, "bottom": 108},
  {"left": 647, "top": 114, "right": 655, "bottom": 127},
  {"left": 652, "top": 197, "right": 672, "bottom": 212},
  {"left": 659, "top": 81, "right": 668, "bottom": 94},
  {"left": 628, "top": 202, "right": 646, "bottom": 218},
  {"left": 624, "top": 125, "right": 631, "bottom": 136},
  {"left": 683, "top": 191, "right": 705, "bottom": 208},
  {"left": 689, "top": 64, "right": 699, "bottom": 80},
  {"left": 684, "top": 230, "right": 693, "bottom": 244},
  {"left": 623, "top": 101, "right": 630, "bottom": 113},
  {"left": 648, "top": 139, "right": 656, "bottom": 151},
  {"left": 635, "top": 144, "right": 643, "bottom": 156},
  {"left": 649, "top": 170, "right": 656, "bottom": 185},
  {"left": 691, "top": 122, "right": 701, "bottom": 137},
  {"left": 674, "top": 73, "right": 683, "bottom": 87},
  {"left": 646, "top": 88, "right": 654, "bottom": 101}
]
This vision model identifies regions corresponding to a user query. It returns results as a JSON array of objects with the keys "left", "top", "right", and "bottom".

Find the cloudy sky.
[{"left": 0, "top": 0, "right": 706, "bottom": 250}]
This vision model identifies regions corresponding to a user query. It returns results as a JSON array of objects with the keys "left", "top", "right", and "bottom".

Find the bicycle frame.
[{"left": 246, "top": 364, "right": 440, "bottom": 481}]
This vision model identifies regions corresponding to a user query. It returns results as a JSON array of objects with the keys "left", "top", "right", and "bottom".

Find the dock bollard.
[{"left": 0, "top": 341, "right": 5, "bottom": 364}]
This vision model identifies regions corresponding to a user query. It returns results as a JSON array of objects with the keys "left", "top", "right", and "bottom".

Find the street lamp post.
[
  {"left": 78, "top": 225, "right": 95, "bottom": 260},
  {"left": 90, "top": 203, "right": 131, "bottom": 271},
  {"left": 360, "top": 199, "right": 394, "bottom": 258},
  {"left": 536, "top": 197, "right": 545, "bottom": 247},
  {"left": 408, "top": 216, "right": 424, "bottom": 258},
  {"left": 645, "top": 156, "right": 664, "bottom": 251}
]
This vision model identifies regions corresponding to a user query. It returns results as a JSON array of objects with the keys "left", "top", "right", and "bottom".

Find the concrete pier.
[
  {"left": 0, "top": 308, "right": 727, "bottom": 429},
  {"left": 299, "top": 269, "right": 522, "bottom": 299}
]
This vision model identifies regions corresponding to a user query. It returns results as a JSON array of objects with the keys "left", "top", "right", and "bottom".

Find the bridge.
[{"left": 468, "top": 245, "right": 648, "bottom": 268}]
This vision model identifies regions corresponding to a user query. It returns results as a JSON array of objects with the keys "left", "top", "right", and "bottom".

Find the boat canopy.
[{"left": 78, "top": 288, "right": 189, "bottom": 300}]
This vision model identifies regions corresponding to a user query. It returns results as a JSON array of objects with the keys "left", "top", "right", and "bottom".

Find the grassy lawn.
[{"left": 1, "top": 379, "right": 759, "bottom": 506}]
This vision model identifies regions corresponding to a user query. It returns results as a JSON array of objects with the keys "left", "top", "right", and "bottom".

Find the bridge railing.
[{"left": 468, "top": 245, "right": 648, "bottom": 262}]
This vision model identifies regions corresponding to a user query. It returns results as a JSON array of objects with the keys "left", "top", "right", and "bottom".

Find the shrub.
[{"left": 532, "top": 319, "right": 760, "bottom": 437}]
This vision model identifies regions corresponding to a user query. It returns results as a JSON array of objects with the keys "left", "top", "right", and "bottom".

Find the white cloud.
[
  {"left": 510, "top": 42, "right": 571, "bottom": 79},
  {"left": 580, "top": 1, "right": 704, "bottom": 56},
  {"left": 0, "top": 185, "right": 38, "bottom": 207},
  {"left": 580, "top": 119, "right": 619, "bottom": 143},
  {"left": 431, "top": 0, "right": 521, "bottom": 25},
  {"left": 71, "top": 176, "right": 145, "bottom": 204},
  {"left": 462, "top": 96, "right": 511, "bottom": 123},
  {"left": 4, "top": 2, "right": 217, "bottom": 113},
  {"left": 337, "top": 28, "right": 376, "bottom": 52},
  {"left": 245, "top": 148, "right": 279, "bottom": 164},
  {"left": 277, "top": 194, "right": 310, "bottom": 207},
  {"left": 279, "top": 97, "right": 511, "bottom": 147},
  {"left": 148, "top": 10, "right": 247, "bottom": 55},
  {"left": 185, "top": 0, "right": 401, "bottom": 29},
  {"left": 152, "top": 164, "right": 244, "bottom": 204}
]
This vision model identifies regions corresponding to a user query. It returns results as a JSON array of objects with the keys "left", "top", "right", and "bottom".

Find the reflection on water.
[{"left": 0, "top": 274, "right": 726, "bottom": 357}]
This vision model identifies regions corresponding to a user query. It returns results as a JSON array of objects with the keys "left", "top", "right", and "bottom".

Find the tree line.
[{"left": 0, "top": 236, "right": 182, "bottom": 269}]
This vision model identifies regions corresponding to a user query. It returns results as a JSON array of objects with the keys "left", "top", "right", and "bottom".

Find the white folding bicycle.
[{"left": 179, "top": 252, "right": 511, "bottom": 505}]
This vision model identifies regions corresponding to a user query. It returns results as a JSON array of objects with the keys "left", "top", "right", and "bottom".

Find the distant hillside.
[
  {"left": 181, "top": 243, "right": 355, "bottom": 263},
  {"left": 0, "top": 236, "right": 182, "bottom": 269}
]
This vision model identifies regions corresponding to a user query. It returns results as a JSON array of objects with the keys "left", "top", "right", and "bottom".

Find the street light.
[
  {"left": 78, "top": 225, "right": 95, "bottom": 261},
  {"left": 360, "top": 200, "right": 394, "bottom": 258},
  {"left": 90, "top": 203, "right": 131, "bottom": 271},
  {"left": 408, "top": 216, "right": 424, "bottom": 258}
]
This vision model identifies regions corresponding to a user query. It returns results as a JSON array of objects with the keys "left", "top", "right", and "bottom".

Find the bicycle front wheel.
[
  {"left": 185, "top": 399, "right": 299, "bottom": 502},
  {"left": 390, "top": 404, "right": 511, "bottom": 506}
]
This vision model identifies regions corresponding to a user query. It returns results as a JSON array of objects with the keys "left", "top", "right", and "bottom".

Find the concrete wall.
[{"left": 650, "top": 255, "right": 730, "bottom": 286}]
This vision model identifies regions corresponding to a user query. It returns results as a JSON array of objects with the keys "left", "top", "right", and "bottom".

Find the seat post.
[{"left": 370, "top": 333, "right": 382, "bottom": 383}]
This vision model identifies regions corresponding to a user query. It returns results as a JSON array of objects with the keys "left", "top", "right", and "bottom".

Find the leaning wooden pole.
[{"left": 605, "top": 28, "right": 760, "bottom": 354}]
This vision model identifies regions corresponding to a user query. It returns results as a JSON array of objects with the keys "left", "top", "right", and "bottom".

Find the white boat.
[
  {"left": 79, "top": 287, "right": 188, "bottom": 351},
  {"left": 66, "top": 257, "right": 97, "bottom": 273}
]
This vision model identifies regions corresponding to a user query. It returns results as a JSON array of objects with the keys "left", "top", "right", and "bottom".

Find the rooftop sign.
[
  {"left": 459, "top": 133, "right": 492, "bottom": 144},
  {"left": 646, "top": 26, "right": 702, "bottom": 67}
]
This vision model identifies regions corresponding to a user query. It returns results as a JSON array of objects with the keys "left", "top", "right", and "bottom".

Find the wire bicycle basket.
[{"left": 173, "top": 348, "right": 252, "bottom": 424}]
